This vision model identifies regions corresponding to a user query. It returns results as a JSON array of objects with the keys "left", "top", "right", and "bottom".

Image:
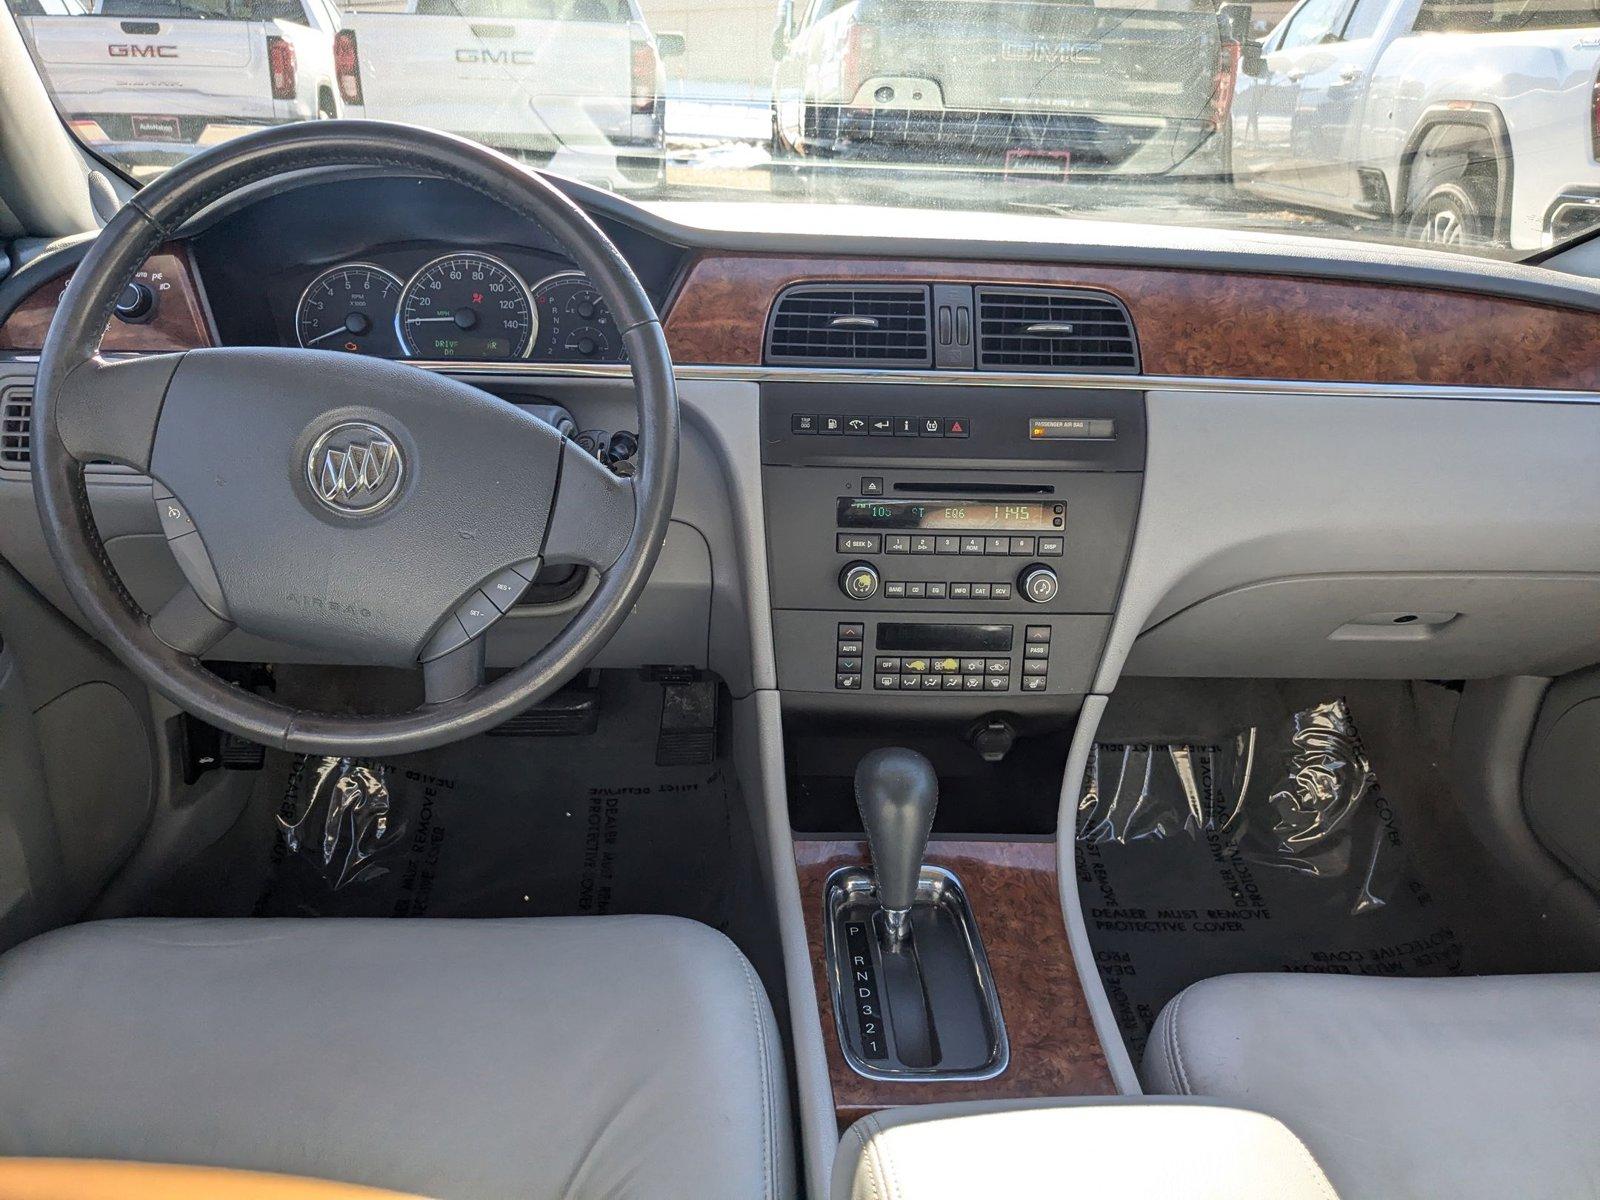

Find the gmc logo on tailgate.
[
  {"left": 455, "top": 48, "right": 537, "bottom": 65},
  {"left": 109, "top": 44, "right": 179, "bottom": 57}
]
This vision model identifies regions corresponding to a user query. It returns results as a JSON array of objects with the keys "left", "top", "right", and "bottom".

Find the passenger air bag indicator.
[{"left": 1029, "top": 417, "right": 1115, "bottom": 440}]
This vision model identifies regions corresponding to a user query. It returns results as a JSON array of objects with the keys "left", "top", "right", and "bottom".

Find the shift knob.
[{"left": 855, "top": 747, "right": 938, "bottom": 941}]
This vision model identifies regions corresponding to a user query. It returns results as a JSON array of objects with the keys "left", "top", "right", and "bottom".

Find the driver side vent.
[
  {"left": 1, "top": 388, "right": 31, "bottom": 468},
  {"left": 765, "top": 285, "right": 932, "bottom": 366},
  {"left": 975, "top": 287, "right": 1140, "bottom": 373}
]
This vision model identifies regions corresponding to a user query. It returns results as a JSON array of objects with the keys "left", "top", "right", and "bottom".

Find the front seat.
[
  {"left": 0, "top": 916, "right": 793, "bottom": 1200},
  {"left": 1143, "top": 972, "right": 1600, "bottom": 1200}
]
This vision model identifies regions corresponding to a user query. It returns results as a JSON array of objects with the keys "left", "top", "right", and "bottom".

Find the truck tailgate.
[
  {"left": 879, "top": 0, "right": 1222, "bottom": 119},
  {"left": 24, "top": 15, "right": 267, "bottom": 114},
  {"left": 348, "top": 12, "right": 633, "bottom": 130}
]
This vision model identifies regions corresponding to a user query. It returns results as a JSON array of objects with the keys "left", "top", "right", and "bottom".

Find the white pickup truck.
[
  {"left": 335, "top": 0, "right": 679, "bottom": 192},
  {"left": 1229, "top": 0, "right": 1600, "bottom": 250},
  {"left": 9, "top": 0, "right": 343, "bottom": 175}
]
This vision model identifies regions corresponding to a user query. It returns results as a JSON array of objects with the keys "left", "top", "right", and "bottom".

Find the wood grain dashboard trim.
[
  {"left": 796, "top": 838, "right": 1115, "bottom": 1130},
  {"left": 662, "top": 252, "right": 1600, "bottom": 390},
  {"left": 0, "top": 245, "right": 212, "bottom": 354}
]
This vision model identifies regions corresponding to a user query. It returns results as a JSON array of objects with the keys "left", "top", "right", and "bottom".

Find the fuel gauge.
[{"left": 532, "top": 271, "right": 622, "bottom": 362}]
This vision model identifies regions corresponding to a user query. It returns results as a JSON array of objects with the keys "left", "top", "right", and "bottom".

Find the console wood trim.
[
  {"left": 0, "top": 246, "right": 212, "bottom": 353},
  {"left": 795, "top": 837, "right": 1115, "bottom": 1129},
  {"left": 663, "top": 252, "right": 1600, "bottom": 390}
]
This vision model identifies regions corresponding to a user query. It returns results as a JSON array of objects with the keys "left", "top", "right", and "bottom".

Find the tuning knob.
[
  {"left": 1019, "top": 564, "right": 1059, "bottom": 604},
  {"left": 840, "top": 561, "right": 880, "bottom": 601}
]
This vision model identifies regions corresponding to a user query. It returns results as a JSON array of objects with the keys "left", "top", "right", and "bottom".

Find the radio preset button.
[
  {"left": 935, "top": 536, "right": 961, "bottom": 555},
  {"left": 885, "top": 535, "right": 911, "bottom": 554},
  {"left": 910, "top": 535, "right": 936, "bottom": 554},
  {"left": 985, "top": 536, "right": 1011, "bottom": 555},
  {"left": 1009, "top": 537, "right": 1036, "bottom": 556},
  {"left": 840, "top": 562, "right": 880, "bottom": 601},
  {"left": 959, "top": 536, "right": 986, "bottom": 555}
]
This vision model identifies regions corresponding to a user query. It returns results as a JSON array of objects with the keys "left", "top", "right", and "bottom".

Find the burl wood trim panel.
[
  {"left": 663, "top": 252, "right": 1600, "bottom": 389},
  {"left": 0, "top": 245, "right": 212, "bottom": 353},
  {"left": 795, "top": 838, "right": 1115, "bottom": 1130}
]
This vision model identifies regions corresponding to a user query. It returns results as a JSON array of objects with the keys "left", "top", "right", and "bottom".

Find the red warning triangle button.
[{"left": 945, "top": 418, "right": 969, "bottom": 438}]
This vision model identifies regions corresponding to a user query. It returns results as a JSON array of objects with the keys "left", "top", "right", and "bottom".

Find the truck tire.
[{"left": 1407, "top": 172, "right": 1496, "bottom": 247}]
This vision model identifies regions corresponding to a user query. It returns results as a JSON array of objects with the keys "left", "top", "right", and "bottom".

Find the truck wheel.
[
  {"left": 1407, "top": 174, "right": 1496, "bottom": 247},
  {"left": 769, "top": 113, "right": 806, "bottom": 197}
]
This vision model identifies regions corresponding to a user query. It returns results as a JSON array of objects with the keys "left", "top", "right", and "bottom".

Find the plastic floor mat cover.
[
  {"left": 1076, "top": 698, "right": 1469, "bottom": 1060},
  {"left": 248, "top": 688, "right": 734, "bottom": 922}
]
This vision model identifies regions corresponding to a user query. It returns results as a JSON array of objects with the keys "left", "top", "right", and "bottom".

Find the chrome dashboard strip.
[{"left": 407, "top": 358, "right": 1600, "bottom": 405}]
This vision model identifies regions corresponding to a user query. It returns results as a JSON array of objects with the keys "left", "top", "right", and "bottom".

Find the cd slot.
[{"left": 892, "top": 481, "right": 1055, "bottom": 496}]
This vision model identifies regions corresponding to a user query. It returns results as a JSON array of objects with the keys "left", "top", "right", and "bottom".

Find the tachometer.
[
  {"left": 532, "top": 271, "right": 622, "bottom": 362},
  {"left": 397, "top": 252, "right": 535, "bottom": 360},
  {"left": 295, "top": 264, "right": 403, "bottom": 356}
]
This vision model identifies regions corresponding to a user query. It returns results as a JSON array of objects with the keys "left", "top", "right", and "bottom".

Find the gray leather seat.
[
  {"left": 0, "top": 916, "right": 794, "bottom": 1200},
  {"left": 1144, "top": 972, "right": 1600, "bottom": 1200}
]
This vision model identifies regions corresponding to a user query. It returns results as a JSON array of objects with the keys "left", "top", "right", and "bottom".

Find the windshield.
[{"left": 9, "top": 0, "right": 1600, "bottom": 258}]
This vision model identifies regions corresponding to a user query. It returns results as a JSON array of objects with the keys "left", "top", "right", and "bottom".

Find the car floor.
[
  {"left": 1077, "top": 677, "right": 1600, "bottom": 1064},
  {"left": 140, "top": 672, "right": 780, "bottom": 999}
]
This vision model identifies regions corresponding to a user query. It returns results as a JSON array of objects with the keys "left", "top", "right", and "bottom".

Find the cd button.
[{"left": 906, "top": 582, "right": 926, "bottom": 598}]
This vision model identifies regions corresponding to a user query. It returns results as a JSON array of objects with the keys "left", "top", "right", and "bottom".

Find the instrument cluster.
[{"left": 293, "top": 250, "right": 623, "bottom": 364}]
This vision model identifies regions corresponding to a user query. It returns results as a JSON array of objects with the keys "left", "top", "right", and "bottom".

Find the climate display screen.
[{"left": 837, "top": 498, "right": 1064, "bottom": 532}]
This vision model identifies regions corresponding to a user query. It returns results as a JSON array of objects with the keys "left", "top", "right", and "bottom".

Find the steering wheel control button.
[
  {"left": 156, "top": 495, "right": 196, "bottom": 539},
  {"left": 420, "top": 616, "right": 471, "bottom": 662},
  {"left": 306, "top": 421, "right": 404, "bottom": 516},
  {"left": 482, "top": 567, "right": 531, "bottom": 613},
  {"left": 509, "top": 558, "right": 543, "bottom": 583},
  {"left": 840, "top": 562, "right": 880, "bottom": 601},
  {"left": 1020, "top": 565, "right": 1060, "bottom": 604},
  {"left": 455, "top": 591, "right": 499, "bottom": 639},
  {"left": 166, "top": 531, "right": 228, "bottom": 617}
]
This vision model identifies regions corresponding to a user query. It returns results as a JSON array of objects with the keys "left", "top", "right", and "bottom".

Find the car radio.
[{"left": 761, "top": 381, "right": 1145, "bottom": 711}]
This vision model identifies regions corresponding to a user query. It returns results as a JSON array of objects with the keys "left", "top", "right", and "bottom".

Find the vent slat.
[
  {"left": 0, "top": 390, "right": 31, "bottom": 467},
  {"left": 975, "top": 288, "right": 1140, "bottom": 373},
  {"left": 765, "top": 285, "right": 932, "bottom": 366}
]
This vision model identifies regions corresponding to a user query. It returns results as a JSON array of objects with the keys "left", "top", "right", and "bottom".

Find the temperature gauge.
[{"left": 532, "top": 271, "right": 622, "bottom": 362}]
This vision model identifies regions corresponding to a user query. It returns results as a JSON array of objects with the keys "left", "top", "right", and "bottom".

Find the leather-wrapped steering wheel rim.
[{"left": 31, "top": 121, "right": 679, "bottom": 756}]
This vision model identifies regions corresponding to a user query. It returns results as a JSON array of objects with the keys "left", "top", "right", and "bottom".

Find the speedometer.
[{"left": 397, "top": 252, "right": 535, "bottom": 360}]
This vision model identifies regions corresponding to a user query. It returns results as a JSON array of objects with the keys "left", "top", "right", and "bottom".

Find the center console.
[{"left": 761, "top": 382, "right": 1145, "bottom": 713}]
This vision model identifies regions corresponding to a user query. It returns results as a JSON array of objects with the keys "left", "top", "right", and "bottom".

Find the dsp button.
[{"left": 839, "top": 561, "right": 880, "bottom": 601}]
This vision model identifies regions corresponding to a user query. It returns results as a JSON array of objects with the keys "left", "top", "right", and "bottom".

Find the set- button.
[
  {"left": 883, "top": 580, "right": 1012, "bottom": 601},
  {"left": 874, "top": 656, "right": 1012, "bottom": 691},
  {"left": 835, "top": 623, "right": 865, "bottom": 689}
]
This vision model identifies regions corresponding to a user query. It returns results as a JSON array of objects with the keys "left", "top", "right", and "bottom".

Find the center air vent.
[
  {"left": 1, "top": 389, "right": 32, "bottom": 468},
  {"left": 765, "top": 284, "right": 932, "bottom": 366},
  {"left": 976, "top": 287, "right": 1139, "bottom": 373}
]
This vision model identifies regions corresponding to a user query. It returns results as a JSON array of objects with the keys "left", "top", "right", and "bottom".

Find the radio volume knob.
[
  {"left": 840, "top": 561, "right": 880, "bottom": 601},
  {"left": 1019, "top": 564, "right": 1059, "bottom": 605}
]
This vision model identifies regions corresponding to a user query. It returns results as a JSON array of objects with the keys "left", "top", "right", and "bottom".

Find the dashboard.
[{"left": 184, "top": 176, "right": 684, "bottom": 365}]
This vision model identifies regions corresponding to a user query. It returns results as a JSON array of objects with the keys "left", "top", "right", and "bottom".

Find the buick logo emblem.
[{"left": 307, "top": 422, "right": 404, "bottom": 515}]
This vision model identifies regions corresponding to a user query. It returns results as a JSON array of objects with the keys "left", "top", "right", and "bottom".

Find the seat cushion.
[
  {"left": 0, "top": 916, "right": 793, "bottom": 1200},
  {"left": 832, "top": 1098, "right": 1340, "bottom": 1200},
  {"left": 1143, "top": 972, "right": 1600, "bottom": 1200}
]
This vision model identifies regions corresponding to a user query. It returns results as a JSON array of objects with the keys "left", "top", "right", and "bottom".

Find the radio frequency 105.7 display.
[{"left": 837, "top": 499, "right": 1064, "bottom": 532}]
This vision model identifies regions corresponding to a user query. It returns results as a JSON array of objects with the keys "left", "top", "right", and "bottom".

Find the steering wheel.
[{"left": 31, "top": 122, "right": 679, "bottom": 756}]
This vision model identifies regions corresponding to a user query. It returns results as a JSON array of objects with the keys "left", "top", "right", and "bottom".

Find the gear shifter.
[{"left": 854, "top": 747, "right": 938, "bottom": 947}]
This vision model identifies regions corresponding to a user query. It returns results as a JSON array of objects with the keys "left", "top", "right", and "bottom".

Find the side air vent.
[
  {"left": 975, "top": 287, "right": 1140, "bottom": 373},
  {"left": 0, "top": 388, "right": 31, "bottom": 468},
  {"left": 765, "top": 284, "right": 932, "bottom": 366}
]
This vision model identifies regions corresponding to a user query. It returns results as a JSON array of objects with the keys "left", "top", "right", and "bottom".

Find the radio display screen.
[{"left": 837, "top": 499, "right": 1064, "bottom": 532}]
